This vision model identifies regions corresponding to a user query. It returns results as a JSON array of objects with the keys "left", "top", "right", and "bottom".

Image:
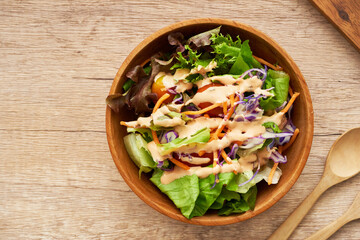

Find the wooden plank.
[
  {"left": 0, "top": 0, "right": 359, "bottom": 239},
  {"left": 309, "top": 0, "right": 360, "bottom": 51}
]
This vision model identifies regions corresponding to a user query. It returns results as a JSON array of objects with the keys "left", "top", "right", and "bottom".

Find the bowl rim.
[{"left": 106, "top": 18, "right": 314, "bottom": 225}]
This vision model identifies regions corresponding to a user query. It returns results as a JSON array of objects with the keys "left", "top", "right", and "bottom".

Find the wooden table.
[{"left": 1, "top": 1, "right": 359, "bottom": 239}]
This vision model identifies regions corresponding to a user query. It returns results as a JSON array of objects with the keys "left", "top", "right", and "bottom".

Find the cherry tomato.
[
  {"left": 197, "top": 83, "right": 224, "bottom": 117},
  {"left": 151, "top": 76, "right": 174, "bottom": 104}
]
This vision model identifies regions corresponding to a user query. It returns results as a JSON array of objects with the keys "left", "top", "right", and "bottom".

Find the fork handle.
[{"left": 305, "top": 212, "right": 355, "bottom": 240}]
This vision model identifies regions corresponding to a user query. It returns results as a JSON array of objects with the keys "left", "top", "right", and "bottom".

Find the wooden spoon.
[
  {"left": 306, "top": 192, "right": 360, "bottom": 240},
  {"left": 268, "top": 127, "right": 360, "bottom": 240}
]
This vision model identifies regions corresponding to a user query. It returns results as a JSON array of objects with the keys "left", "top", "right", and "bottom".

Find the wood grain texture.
[
  {"left": 306, "top": 192, "right": 360, "bottom": 240},
  {"left": 269, "top": 127, "right": 360, "bottom": 240},
  {"left": 309, "top": 0, "right": 360, "bottom": 52},
  {"left": 0, "top": 0, "right": 359, "bottom": 239}
]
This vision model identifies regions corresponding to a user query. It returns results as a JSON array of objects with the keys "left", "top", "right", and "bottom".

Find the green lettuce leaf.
[
  {"left": 241, "top": 40, "right": 263, "bottom": 69},
  {"left": 260, "top": 69, "right": 290, "bottom": 110},
  {"left": 150, "top": 169, "right": 199, "bottom": 219},
  {"left": 211, "top": 35, "right": 262, "bottom": 75},
  {"left": 122, "top": 79, "right": 135, "bottom": 92},
  {"left": 218, "top": 198, "right": 250, "bottom": 216},
  {"left": 158, "top": 128, "right": 210, "bottom": 155},
  {"left": 217, "top": 186, "right": 257, "bottom": 215},
  {"left": 210, "top": 188, "right": 240, "bottom": 210},
  {"left": 186, "top": 73, "right": 204, "bottom": 83},
  {"left": 210, "top": 33, "right": 242, "bottom": 48},
  {"left": 261, "top": 122, "right": 283, "bottom": 149},
  {"left": 171, "top": 45, "right": 202, "bottom": 70},
  {"left": 241, "top": 186, "right": 257, "bottom": 210},
  {"left": 190, "top": 172, "right": 235, "bottom": 218},
  {"left": 123, "top": 133, "right": 156, "bottom": 175},
  {"left": 226, "top": 170, "right": 258, "bottom": 193},
  {"left": 127, "top": 128, "right": 153, "bottom": 142},
  {"left": 229, "top": 52, "right": 250, "bottom": 75},
  {"left": 262, "top": 122, "right": 282, "bottom": 133},
  {"left": 166, "top": 111, "right": 193, "bottom": 122}
]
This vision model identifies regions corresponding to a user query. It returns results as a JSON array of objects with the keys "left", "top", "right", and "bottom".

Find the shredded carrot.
[
  {"left": 268, "top": 129, "right": 300, "bottom": 185},
  {"left": 223, "top": 101, "right": 228, "bottom": 115},
  {"left": 233, "top": 170, "right": 238, "bottom": 174},
  {"left": 140, "top": 57, "right": 151, "bottom": 67},
  {"left": 253, "top": 55, "right": 282, "bottom": 71},
  {"left": 282, "top": 128, "right": 300, "bottom": 152},
  {"left": 233, "top": 141, "right": 243, "bottom": 146},
  {"left": 217, "top": 133, "right": 226, "bottom": 138},
  {"left": 213, "top": 151, "right": 218, "bottom": 167},
  {"left": 153, "top": 93, "right": 170, "bottom": 112},
  {"left": 268, "top": 162, "right": 279, "bottom": 185},
  {"left": 221, "top": 150, "right": 232, "bottom": 164},
  {"left": 227, "top": 95, "right": 239, "bottom": 117},
  {"left": 182, "top": 103, "right": 222, "bottom": 115},
  {"left": 151, "top": 93, "right": 171, "bottom": 144},
  {"left": 211, "top": 95, "right": 240, "bottom": 140},
  {"left": 169, "top": 158, "right": 190, "bottom": 170},
  {"left": 281, "top": 92, "right": 299, "bottom": 113},
  {"left": 120, "top": 121, "right": 132, "bottom": 127},
  {"left": 204, "top": 114, "right": 210, "bottom": 118},
  {"left": 229, "top": 94, "right": 235, "bottom": 107},
  {"left": 268, "top": 147, "right": 282, "bottom": 185},
  {"left": 198, "top": 150, "right": 205, "bottom": 156},
  {"left": 289, "top": 86, "right": 294, "bottom": 97},
  {"left": 152, "top": 130, "right": 160, "bottom": 144}
]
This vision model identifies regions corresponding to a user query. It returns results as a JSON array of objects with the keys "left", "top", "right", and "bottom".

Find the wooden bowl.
[{"left": 106, "top": 18, "right": 314, "bottom": 225}]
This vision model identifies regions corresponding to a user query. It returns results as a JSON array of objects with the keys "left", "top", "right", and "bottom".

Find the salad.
[{"left": 107, "top": 27, "right": 300, "bottom": 219}]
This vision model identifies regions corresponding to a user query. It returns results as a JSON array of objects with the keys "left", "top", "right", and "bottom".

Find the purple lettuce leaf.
[
  {"left": 187, "top": 26, "right": 221, "bottom": 48},
  {"left": 168, "top": 32, "right": 185, "bottom": 53},
  {"left": 107, "top": 54, "right": 173, "bottom": 115}
]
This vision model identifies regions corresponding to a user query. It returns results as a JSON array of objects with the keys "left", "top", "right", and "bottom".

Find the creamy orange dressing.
[
  {"left": 196, "top": 75, "right": 237, "bottom": 88},
  {"left": 189, "top": 60, "right": 217, "bottom": 76},
  {"left": 124, "top": 104, "right": 185, "bottom": 128},
  {"left": 180, "top": 155, "right": 211, "bottom": 165},
  {"left": 155, "top": 61, "right": 217, "bottom": 93},
  {"left": 123, "top": 68, "right": 285, "bottom": 184},
  {"left": 147, "top": 141, "right": 168, "bottom": 163},
  {"left": 160, "top": 112, "right": 284, "bottom": 155},
  {"left": 160, "top": 148, "right": 271, "bottom": 184},
  {"left": 187, "top": 76, "right": 272, "bottom": 106},
  {"left": 161, "top": 69, "right": 193, "bottom": 93},
  {"left": 152, "top": 105, "right": 185, "bottom": 127},
  {"left": 175, "top": 117, "right": 223, "bottom": 138}
]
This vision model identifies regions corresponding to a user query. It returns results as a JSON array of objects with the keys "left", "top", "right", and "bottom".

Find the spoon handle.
[
  {"left": 268, "top": 177, "right": 332, "bottom": 240},
  {"left": 305, "top": 213, "right": 354, "bottom": 240},
  {"left": 306, "top": 192, "right": 360, "bottom": 240}
]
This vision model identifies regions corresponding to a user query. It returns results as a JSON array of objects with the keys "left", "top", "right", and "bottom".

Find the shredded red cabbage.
[
  {"left": 167, "top": 86, "right": 177, "bottom": 95},
  {"left": 238, "top": 157, "right": 260, "bottom": 187},
  {"left": 172, "top": 93, "right": 183, "bottom": 104},
  {"left": 240, "top": 137, "right": 265, "bottom": 149},
  {"left": 157, "top": 161, "right": 163, "bottom": 168},
  {"left": 182, "top": 104, "right": 200, "bottom": 119},
  {"left": 234, "top": 94, "right": 264, "bottom": 122},
  {"left": 164, "top": 130, "right": 179, "bottom": 143},
  {"left": 261, "top": 131, "right": 293, "bottom": 139},
  {"left": 157, "top": 161, "right": 174, "bottom": 171},
  {"left": 239, "top": 68, "right": 267, "bottom": 81},
  {"left": 210, "top": 174, "right": 219, "bottom": 189},
  {"left": 266, "top": 139, "right": 276, "bottom": 151},
  {"left": 270, "top": 150, "right": 287, "bottom": 163},
  {"left": 228, "top": 144, "right": 239, "bottom": 159},
  {"left": 275, "top": 100, "right": 287, "bottom": 112}
]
